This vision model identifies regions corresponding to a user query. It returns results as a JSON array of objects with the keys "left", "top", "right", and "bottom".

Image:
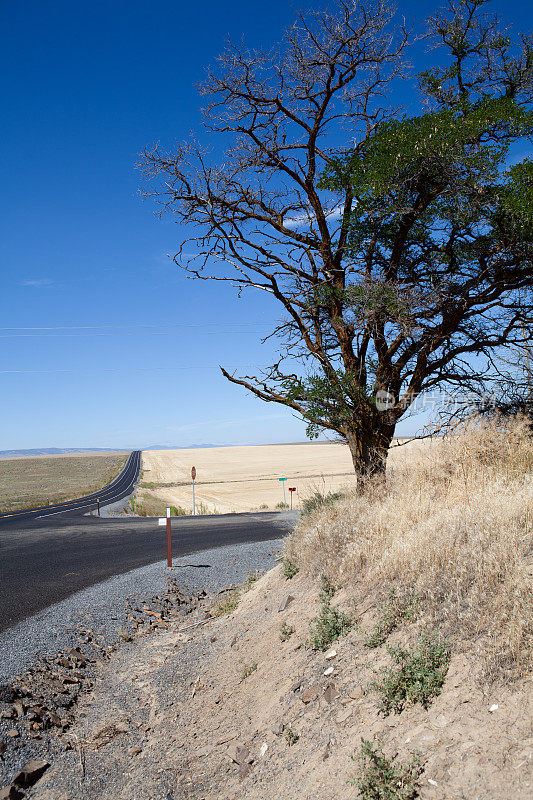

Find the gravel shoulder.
[{"left": 0, "top": 538, "right": 284, "bottom": 682}]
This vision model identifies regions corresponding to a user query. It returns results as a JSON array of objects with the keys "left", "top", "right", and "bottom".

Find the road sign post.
[
  {"left": 278, "top": 477, "right": 287, "bottom": 508},
  {"left": 97, "top": 498, "right": 100, "bottom": 517},
  {"left": 191, "top": 466, "right": 196, "bottom": 516},
  {"left": 166, "top": 506, "right": 172, "bottom": 567},
  {"left": 288, "top": 487, "right": 296, "bottom": 510}
]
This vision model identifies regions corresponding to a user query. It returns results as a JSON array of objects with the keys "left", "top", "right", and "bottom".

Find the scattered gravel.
[{"left": 0, "top": 537, "right": 284, "bottom": 683}]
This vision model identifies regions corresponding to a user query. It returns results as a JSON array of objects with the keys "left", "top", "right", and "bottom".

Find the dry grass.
[
  {"left": 0, "top": 452, "right": 128, "bottom": 513},
  {"left": 285, "top": 417, "right": 533, "bottom": 676}
]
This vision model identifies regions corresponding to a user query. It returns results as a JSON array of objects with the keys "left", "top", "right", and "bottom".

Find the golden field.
[{"left": 139, "top": 438, "right": 433, "bottom": 514}]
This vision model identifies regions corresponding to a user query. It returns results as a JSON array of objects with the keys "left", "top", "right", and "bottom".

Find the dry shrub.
[{"left": 285, "top": 416, "right": 533, "bottom": 676}]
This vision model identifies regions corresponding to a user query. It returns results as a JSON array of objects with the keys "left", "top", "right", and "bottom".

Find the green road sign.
[{"left": 278, "top": 477, "right": 287, "bottom": 481}]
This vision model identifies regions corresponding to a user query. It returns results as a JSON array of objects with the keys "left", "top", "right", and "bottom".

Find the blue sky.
[{"left": 1, "top": 0, "right": 531, "bottom": 450}]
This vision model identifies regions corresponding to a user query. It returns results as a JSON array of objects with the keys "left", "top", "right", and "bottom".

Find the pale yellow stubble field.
[{"left": 140, "top": 438, "right": 436, "bottom": 514}]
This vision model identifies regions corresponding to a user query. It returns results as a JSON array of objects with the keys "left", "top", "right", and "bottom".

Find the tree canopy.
[{"left": 141, "top": 0, "right": 533, "bottom": 480}]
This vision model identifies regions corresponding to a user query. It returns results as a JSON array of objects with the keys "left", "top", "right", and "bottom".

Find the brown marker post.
[
  {"left": 191, "top": 466, "right": 196, "bottom": 516},
  {"left": 288, "top": 487, "right": 296, "bottom": 510},
  {"left": 166, "top": 506, "right": 172, "bottom": 567}
]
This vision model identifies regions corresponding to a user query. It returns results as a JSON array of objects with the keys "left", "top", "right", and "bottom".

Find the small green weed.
[
  {"left": 353, "top": 738, "right": 423, "bottom": 800},
  {"left": 282, "top": 559, "right": 299, "bottom": 580},
  {"left": 370, "top": 632, "right": 451, "bottom": 714},
  {"left": 308, "top": 575, "right": 352, "bottom": 650},
  {"left": 365, "top": 589, "right": 419, "bottom": 649},
  {"left": 302, "top": 490, "right": 343, "bottom": 516},
  {"left": 259, "top": 503, "right": 269, "bottom": 509},
  {"left": 243, "top": 570, "right": 263, "bottom": 591},
  {"left": 308, "top": 603, "right": 352, "bottom": 650},
  {"left": 276, "top": 501, "right": 287, "bottom": 509},
  {"left": 212, "top": 591, "right": 239, "bottom": 617},
  {"left": 170, "top": 505, "right": 186, "bottom": 516},
  {"left": 280, "top": 621, "right": 295, "bottom": 642},
  {"left": 285, "top": 727, "right": 299, "bottom": 746},
  {"left": 319, "top": 574, "right": 336, "bottom": 603},
  {"left": 240, "top": 661, "right": 257, "bottom": 680}
]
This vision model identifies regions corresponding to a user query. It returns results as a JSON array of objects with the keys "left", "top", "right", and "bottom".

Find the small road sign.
[
  {"left": 191, "top": 466, "right": 196, "bottom": 480},
  {"left": 288, "top": 487, "right": 296, "bottom": 510},
  {"left": 191, "top": 467, "right": 196, "bottom": 515},
  {"left": 278, "top": 477, "right": 288, "bottom": 507}
]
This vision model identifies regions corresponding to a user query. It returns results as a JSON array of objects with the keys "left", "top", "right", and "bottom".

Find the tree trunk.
[{"left": 344, "top": 421, "right": 395, "bottom": 491}]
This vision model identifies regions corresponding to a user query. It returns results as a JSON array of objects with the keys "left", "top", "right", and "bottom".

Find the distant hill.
[{"left": 0, "top": 447, "right": 127, "bottom": 458}]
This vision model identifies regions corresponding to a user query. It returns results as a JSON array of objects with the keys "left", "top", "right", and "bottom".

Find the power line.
[
  {"left": 0, "top": 322, "right": 273, "bottom": 335},
  {"left": 0, "top": 364, "right": 266, "bottom": 374}
]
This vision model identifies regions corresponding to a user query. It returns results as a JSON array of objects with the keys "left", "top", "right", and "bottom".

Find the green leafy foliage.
[
  {"left": 365, "top": 590, "right": 420, "bottom": 648},
  {"left": 240, "top": 661, "right": 258, "bottom": 680},
  {"left": 285, "top": 727, "right": 299, "bottom": 746},
  {"left": 370, "top": 633, "right": 451, "bottom": 714},
  {"left": 353, "top": 738, "right": 424, "bottom": 800},
  {"left": 302, "top": 490, "right": 344, "bottom": 516},
  {"left": 318, "top": 574, "right": 337, "bottom": 604},
  {"left": 282, "top": 559, "right": 299, "bottom": 580},
  {"left": 170, "top": 505, "right": 186, "bottom": 516},
  {"left": 308, "top": 575, "right": 352, "bottom": 650},
  {"left": 280, "top": 621, "right": 295, "bottom": 642}
]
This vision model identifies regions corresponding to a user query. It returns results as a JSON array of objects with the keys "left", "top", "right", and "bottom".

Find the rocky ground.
[{"left": 2, "top": 563, "right": 530, "bottom": 800}]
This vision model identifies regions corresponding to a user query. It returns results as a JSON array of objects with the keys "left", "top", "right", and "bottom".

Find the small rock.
[
  {"left": 323, "top": 683, "right": 339, "bottom": 704},
  {"left": 272, "top": 722, "right": 284, "bottom": 736},
  {"left": 259, "top": 743, "right": 268, "bottom": 757},
  {"left": 301, "top": 685, "right": 320, "bottom": 704},
  {"left": 324, "top": 649, "right": 337, "bottom": 660},
  {"left": 238, "top": 762, "right": 254, "bottom": 780},
  {"left": 6, "top": 730, "right": 19, "bottom": 739},
  {"left": 278, "top": 595, "right": 295, "bottom": 612},
  {"left": 0, "top": 686, "right": 16, "bottom": 704},
  {"left": 489, "top": 703, "right": 499, "bottom": 712},
  {"left": 290, "top": 679, "right": 303, "bottom": 693},
  {"left": 334, "top": 708, "right": 352, "bottom": 724},
  {"left": 323, "top": 666, "right": 334, "bottom": 677},
  {"left": 128, "top": 745, "right": 142, "bottom": 757},
  {"left": 210, "top": 636, "right": 218, "bottom": 643},
  {"left": 226, "top": 742, "right": 251, "bottom": 766},
  {"left": 13, "top": 758, "right": 50, "bottom": 788},
  {"left": 0, "top": 787, "right": 24, "bottom": 800},
  {"left": 428, "top": 779, "right": 438, "bottom": 787}
]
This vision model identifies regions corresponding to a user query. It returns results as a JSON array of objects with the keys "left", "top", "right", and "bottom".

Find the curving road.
[
  {"left": 0, "top": 510, "right": 297, "bottom": 633},
  {"left": 0, "top": 452, "right": 297, "bottom": 632},
  {"left": 0, "top": 450, "right": 141, "bottom": 523}
]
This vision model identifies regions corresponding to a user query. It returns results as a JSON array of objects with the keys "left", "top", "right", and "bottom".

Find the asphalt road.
[
  {"left": 0, "top": 450, "right": 141, "bottom": 523},
  {"left": 0, "top": 511, "right": 297, "bottom": 632}
]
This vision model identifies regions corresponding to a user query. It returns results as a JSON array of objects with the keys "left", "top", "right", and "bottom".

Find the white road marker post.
[
  {"left": 191, "top": 466, "right": 196, "bottom": 516},
  {"left": 278, "top": 477, "right": 288, "bottom": 508},
  {"left": 166, "top": 506, "right": 172, "bottom": 567}
]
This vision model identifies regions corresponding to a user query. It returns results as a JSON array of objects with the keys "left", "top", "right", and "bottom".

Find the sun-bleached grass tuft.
[{"left": 285, "top": 416, "right": 533, "bottom": 677}]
